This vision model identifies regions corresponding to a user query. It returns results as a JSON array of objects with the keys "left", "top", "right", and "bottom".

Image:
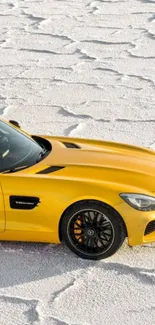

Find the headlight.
[{"left": 120, "top": 193, "right": 155, "bottom": 211}]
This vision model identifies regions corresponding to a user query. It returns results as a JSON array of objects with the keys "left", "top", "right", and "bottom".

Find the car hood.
[
  {"left": 44, "top": 136, "right": 155, "bottom": 171},
  {"left": 27, "top": 136, "right": 155, "bottom": 192}
]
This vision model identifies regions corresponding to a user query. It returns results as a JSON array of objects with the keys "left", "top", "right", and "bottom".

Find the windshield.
[{"left": 0, "top": 120, "right": 49, "bottom": 173}]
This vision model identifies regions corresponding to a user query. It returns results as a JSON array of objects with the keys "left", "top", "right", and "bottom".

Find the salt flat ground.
[{"left": 0, "top": 0, "right": 155, "bottom": 324}]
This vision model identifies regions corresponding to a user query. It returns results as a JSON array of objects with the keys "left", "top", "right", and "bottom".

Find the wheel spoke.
[
  {"left": 101, "top": 231, "right": 111, "bottom": 237},
  {"left": 98, "top": 215, "right": 104, "bottom": 225},
  {"left": 92, "top": 211, "right": 98, "bottom": 224},
  {"left": 85, "top": 238, "right": 90, "bottom": 251},
  {"left": 100, "top": 221, "right": 111, "bottom": 231},
  {"left": 99, "top": 234, "right": 110, "bottom": 243},
  {"left": 94, "top": 237, "right": 99, "bottom": 248},
  {"left": 97, "top": 237, "right": 107, "bottom": 249},
  {"left": 81, "top": 212, "right": 88, "bottom": 225},
  {"left": 76, "top": 234, "right": 85, "bottom": 242},
  {"left": 74, "top": 222, "right": 83, "bottom": 229},
  {"left": 90, "top": 237, "right": 97, "bottom": 251},
  {"left": 76, "top": 216, "right": 85, "bottom": 225},
  {"left": 88, "top": 211, "right": 93, "bottom": 223},
  {"left": 89, "top": 237, "right": 94, "bottom": 247}
]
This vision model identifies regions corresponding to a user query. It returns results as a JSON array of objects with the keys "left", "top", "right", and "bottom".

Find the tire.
[{"left": 61, "top": 200, "right": 126, "bottom": 260}]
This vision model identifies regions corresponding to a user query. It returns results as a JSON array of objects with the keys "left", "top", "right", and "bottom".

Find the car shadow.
[
  {"left": 0, "top": 241, "right": 97, "bottom": 289},
  {"left": 1, "top": 240, "right": 153, "bottom": 289}
]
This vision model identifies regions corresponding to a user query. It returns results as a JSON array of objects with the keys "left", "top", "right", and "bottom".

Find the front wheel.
[{"left": 61, "top": 201, "right": 126, "bottom": 260}]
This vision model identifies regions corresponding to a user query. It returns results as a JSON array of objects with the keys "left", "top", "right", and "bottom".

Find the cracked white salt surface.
[{"left": 0, "top": 0, "right": 155, "bottom": 324}]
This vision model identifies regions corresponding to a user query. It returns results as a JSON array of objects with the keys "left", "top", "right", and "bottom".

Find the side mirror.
[{"left": 9, "top": 120, "right": 21, "bottom": 128}]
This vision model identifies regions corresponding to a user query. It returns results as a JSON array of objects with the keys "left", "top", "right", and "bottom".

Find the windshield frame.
[{"left": 0, "top": 120, "right": 51, "bottom": 173}]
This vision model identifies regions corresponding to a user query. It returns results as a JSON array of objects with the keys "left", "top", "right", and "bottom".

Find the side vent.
[
  {"left": 36, "top": 166, "right": 65, "bottom": 174},
  {"left": 144, "top": 221, "right": 155, "bottom": 235},
  {"left": 10, "top": 196, "right": 40, "bottom": 210},
  {"left": 62, "top": 142, "right": 80, "bottom": 149}
]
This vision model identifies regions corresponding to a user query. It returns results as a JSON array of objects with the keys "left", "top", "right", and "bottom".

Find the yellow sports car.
[{"left": 0, "top": 118, "right": 154, "bottom": 260}]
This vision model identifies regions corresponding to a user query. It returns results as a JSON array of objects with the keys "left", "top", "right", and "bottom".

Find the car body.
[{"left": 0, "top": 118, "right": 154, "bottom": 259}]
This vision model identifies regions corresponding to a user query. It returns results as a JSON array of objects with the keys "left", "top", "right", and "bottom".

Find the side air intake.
[
  {"left": 62, "top": 142, "right": 80, "bottom": 149},
  {"left": 36, "top": 166, "right": 65, "bottom": 174},
  {"left": 144, "top": 221, "right": 155, "bottom": 235}
]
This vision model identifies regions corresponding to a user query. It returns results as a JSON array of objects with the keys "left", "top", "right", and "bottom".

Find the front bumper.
[{"left": 115, "top": 202, "right": 155, "bottom": 246}]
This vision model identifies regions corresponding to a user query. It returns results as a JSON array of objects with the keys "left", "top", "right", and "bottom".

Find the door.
[
  {"left": 0, "top": 174, "right": 59, "bottom": 242},
  {"left": 0, "top": 182, "right": 5, "bottom": 232}
]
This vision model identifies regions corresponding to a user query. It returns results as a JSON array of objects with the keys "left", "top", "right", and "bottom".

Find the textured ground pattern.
[{"left": 0, "top": 0, "right": 155, "bottom": 324}]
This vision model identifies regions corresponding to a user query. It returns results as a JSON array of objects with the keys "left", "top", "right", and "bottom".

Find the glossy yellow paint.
[{"left": 0, "top": 119, "right": 155, "bottom": 246}]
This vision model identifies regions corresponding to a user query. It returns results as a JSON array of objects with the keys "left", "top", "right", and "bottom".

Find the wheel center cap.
[{"left": 86, "top": 228, "right": 95, "bottom": 237}]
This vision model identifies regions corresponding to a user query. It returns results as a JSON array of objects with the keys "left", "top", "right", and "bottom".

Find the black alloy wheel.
[{"left": 61, "top": 201, "right": 126, "bottom": 260}]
